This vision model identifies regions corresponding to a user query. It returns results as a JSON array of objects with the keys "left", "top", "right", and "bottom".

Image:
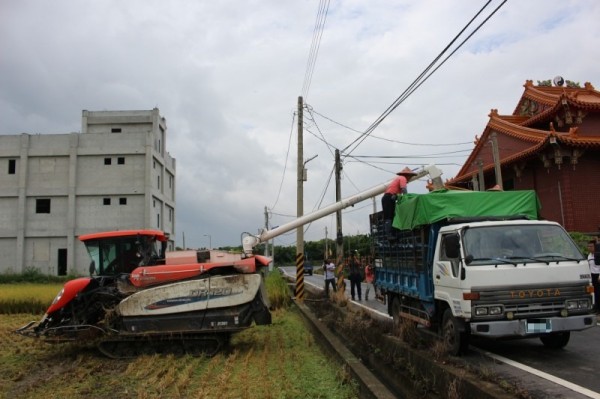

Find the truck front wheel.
[
  {"left": 442, "top": 309, "right": 469, "bottom": 356},
  {"left": 540, "top": 332, "right": 570, "bottom": 349}
]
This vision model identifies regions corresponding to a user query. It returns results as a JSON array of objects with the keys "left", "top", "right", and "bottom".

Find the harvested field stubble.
[{"left": 1, "top": 309, "right": 359, "bottom": 399}]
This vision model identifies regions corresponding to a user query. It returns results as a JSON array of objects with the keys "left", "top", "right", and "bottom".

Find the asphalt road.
[{"left": 280, "top": 266, "right": 600, "bottom": 399}]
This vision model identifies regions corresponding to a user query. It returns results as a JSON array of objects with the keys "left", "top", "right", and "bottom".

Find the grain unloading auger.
[
  {"left": 16, "top": 165, "right": 443, "bottom": 358},
  {"left": 242, "top": 165, "right": 443, "bottom": 254}
]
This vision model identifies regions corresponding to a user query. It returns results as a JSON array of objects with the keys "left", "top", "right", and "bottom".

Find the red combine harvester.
[{"left": 16, "top": 229, "right": 272, "bottom": 358}]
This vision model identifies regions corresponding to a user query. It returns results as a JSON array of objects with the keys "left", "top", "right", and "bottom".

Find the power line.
[
  {"left": 343, "top": 0, "right": 506, "bottom": 156},
  {"left": 270, "top": 111, "right": 296, "bottom": 211},
  {"left": 309, "top": 107, "right": 473, "bottom": 146},
  {"left": 301, "top": 0, "right": 331, "bottom": 100},
  {"left": 351, "top": 149, "right": 473, "bottom": 158},
  {"left": 305, "top": 106, "right": 336, "bottom": 156}
]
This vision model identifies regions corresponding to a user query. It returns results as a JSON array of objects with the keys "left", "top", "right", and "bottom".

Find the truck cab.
[{"left": 435, "top": 220, "right": 593, "bottom": 350}]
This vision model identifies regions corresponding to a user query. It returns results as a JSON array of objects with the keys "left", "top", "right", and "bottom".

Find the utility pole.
[
  {"left": 296, "top": 96, "right": 305, "bottom": 300},
  {"left": 324, "top": 226, "right": 328, "bottom": 259},
  {"left": 490, "top": 132, "right": 503, "bottom": 189},
  {"left": 264, "top": 206, "right": 270, "bottom": 257},
  {"left": 335, "top": 149, "right": 345, "bottom": 292}
]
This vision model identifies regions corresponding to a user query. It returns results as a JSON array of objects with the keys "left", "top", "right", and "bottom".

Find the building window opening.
[
  {"left": 117, "top": 157, "right": 125, "bottom": 165},
  {"left": 103, "top": 198, "right": 111, "bottom": 205},
  {"left": 36, "top": 198, "right": 51, "bottom": 214},
  {"left": 111, "top": 128, "right": 122, "bottom": 133},
  {"left": 119, "top": 198, "right": 127, "bottom": 205},
  {"left": 57, "top": 249, "right": 67, "bottom": 276},
  {"left": 104, "top": 158, "right": 111, "bottom": 165},
  {"left": 8, "top": 159, "right": 16, "bottom": 174}
]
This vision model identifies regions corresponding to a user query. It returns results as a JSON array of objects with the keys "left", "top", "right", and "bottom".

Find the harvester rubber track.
[{"left": 97, "top": 333, "right": 229, "bottom": 359}]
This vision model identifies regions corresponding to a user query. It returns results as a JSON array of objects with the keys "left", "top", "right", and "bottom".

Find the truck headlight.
[
  {"left": 578, "top": 299, "right": 591, "bottom": 309},
  {"left": 474, "top": 307, "right": 488, "bottom": 316},
  {"left": 566, "top": 299, "right": 589, "bottom": 310},
  {"left": 489, "top": 306, "right": 503, "bottom": 315},
  {"left": 474, "top": 305, "right": 503, "bottom": 317}
]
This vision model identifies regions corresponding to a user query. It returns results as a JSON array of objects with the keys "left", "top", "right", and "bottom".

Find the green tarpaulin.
[{"left": 392, "top": 189, "right": 540, "bottom": 231}]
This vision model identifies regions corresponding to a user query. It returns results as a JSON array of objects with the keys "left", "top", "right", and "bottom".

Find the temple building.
[{"left": 448, "top": 78, "right": 600, "bottom": 234}]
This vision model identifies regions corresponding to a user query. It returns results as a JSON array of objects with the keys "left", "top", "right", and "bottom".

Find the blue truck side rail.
[{"left": 370, "top": 211, "right": 442, "bottom": 317}]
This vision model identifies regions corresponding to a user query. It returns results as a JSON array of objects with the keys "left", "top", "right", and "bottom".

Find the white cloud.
[{"left": 1, "top": 0, "right": 599, "bottom": 250}]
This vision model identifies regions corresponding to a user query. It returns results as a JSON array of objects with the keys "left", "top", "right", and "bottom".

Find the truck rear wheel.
[
  {"left": 442, "top": 309, "right": 469, "bottom": 356},
  {"left": 540, "top": 332, "right": 570, "bottom": 349}
]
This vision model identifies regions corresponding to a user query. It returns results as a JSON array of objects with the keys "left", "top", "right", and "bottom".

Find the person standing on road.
[
  {"left": 364, "top": 261, "right": 374, "bottom": 301},
  {"left": 588, "top": 240, "right": 600, "bottom": 313},
  {"left": 323, "top": 258, "right": 337, "bottom": 298},
  {"left": 348, "top": 253, "right": 363, "bottom": 301}
]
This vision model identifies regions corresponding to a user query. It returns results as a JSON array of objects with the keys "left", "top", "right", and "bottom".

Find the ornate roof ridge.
[
  {"left": 488, "top": 110, "right": 548, "bottom": 141},
  {"left": 513, "top": 80, "right": 597, "bottom": 115}
]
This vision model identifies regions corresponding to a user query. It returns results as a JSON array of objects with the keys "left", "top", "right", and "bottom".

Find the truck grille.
[{"left": 472, "top": 283, "right": 590, "bottom": 318}]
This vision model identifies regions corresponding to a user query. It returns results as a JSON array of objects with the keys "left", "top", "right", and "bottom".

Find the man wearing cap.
[{"left": 381, "top": 167, "right": 416, "bottom": 234}]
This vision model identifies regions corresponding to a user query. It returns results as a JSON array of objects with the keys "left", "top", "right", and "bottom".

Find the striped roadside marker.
[{"left": 295, "top": 253, "right": 304, "bottom": 300}]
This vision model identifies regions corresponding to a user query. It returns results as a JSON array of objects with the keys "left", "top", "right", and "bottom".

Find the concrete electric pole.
[
  {"left": 335, "top": 149, "right": 345, "bottom": 292},
  {"left": 296, "top": 96, "right": 305, "bottom": 300}
]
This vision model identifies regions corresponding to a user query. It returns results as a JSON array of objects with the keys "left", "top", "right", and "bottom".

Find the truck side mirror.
[{"left": 443, "top": 233, "right": 460, "bottom": 259}]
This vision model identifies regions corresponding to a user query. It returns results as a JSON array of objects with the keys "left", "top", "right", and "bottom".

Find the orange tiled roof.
[
  {"left": 450, "top": 80, "right": 600, "bottom": 184},
  {"left": 514, "top": 81, "right": 600, "bottom": 127},
  {"left": 450, "top": 112, "right": 600, "bottom": 184}
]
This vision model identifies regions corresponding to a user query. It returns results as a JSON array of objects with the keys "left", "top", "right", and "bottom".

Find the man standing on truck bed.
[{"left": 381, "top": 167, "right": 416, "bottom": 234}]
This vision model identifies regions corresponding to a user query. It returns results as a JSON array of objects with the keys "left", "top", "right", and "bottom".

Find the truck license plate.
[{"left": 526, "top": 319, "right": 552, "bottom": 333}]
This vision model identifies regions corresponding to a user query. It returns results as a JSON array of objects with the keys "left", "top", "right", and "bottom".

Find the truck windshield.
[{"left": 462, "top": 224, "right": 584, "bottom": 266}]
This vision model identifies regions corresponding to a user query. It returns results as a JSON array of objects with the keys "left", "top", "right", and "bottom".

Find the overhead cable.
[
  {"left": 270, "top": 111, "right": 296, "bottom": 211},
  {"left": 308, "top": 107, "right": 473, "bottom": 146},
  {"left": 301, "top": 0, "right": 331, "bottom": 100},
  {"left": 343, "top": 0, "right": 507, "bottom": 156}
]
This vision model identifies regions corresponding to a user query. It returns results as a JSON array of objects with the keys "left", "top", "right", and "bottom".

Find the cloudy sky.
[{"left": 1, "top": 1, "right": 599, "bottom": 250}]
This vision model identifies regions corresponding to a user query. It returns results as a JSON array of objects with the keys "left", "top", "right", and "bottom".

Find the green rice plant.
[
  {"left": 264, "top": 271, "right": 292, "bottom": 309},
  {"left": 0, "top": 283, "right": 63, "bottom": 314}
]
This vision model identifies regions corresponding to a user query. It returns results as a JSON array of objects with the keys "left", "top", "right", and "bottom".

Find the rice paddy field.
[
  {"left": 0, "top": 278, "right": 359, "bottom": 399},
  {"left": 0, "top": 283, "right": 64, "bottom": 314}
]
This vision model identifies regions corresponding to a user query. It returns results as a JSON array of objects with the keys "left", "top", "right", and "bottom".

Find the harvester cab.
[{"left": 84, "top": 230, "right": 168, "bottom": 276}]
